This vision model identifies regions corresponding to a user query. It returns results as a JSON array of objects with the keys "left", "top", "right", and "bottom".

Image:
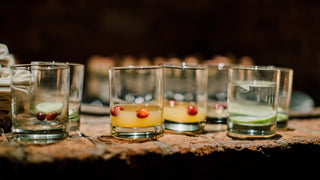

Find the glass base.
[
  {"left": 205, "top": 124, "right": 227, "bottom": 132},
  {"left": 69, "top": 120, "right": 80, "bottom": 131},
  {"left": 13, "top": 129, "right": 67, "bottom": 144},
  {"left": 276, "top": 120, "right": 288, "bottom": 129},
  {"left": 206, "top": 117, "right": 227, "bottom": 124},
  {"left": 111, "top": 123, "right": 164, "bottom": 141},
  {"left": 164, "top": 120, "right": 205, "bottom": 133},
  {"left": 227, "top": 122, "right": 276, "bottom": 139}
]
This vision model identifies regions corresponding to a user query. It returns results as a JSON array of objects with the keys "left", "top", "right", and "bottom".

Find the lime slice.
[
  {"left": 34, "top": 102, "right": 63, "bottom": 114},
  {"left": 229, "top": 115, "right": 275, "bottom": 124}
]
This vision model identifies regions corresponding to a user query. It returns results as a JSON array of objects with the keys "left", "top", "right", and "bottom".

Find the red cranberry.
[
  {"left": 114, "top": 106, "right": 124, "bottom": 111},
  {"left": 167, "top": 100, "right": 177, "bottom": 106},
  {"left": 110, "top": 106, "right": 124, "bottom": 116},
  {"left": 136, "top": 108, "right": 149, "bottom": 119},
  {"left": 213, "top": 104, "right": 227, "bottom": 110},
  {"left": 46, "top": 111, "right": 58, "bottom": 121},
  {"left": 110, "top": 109, "right": 117, "bottom": 116},
  {"left": 36, "top": 112, "right": 46, "bottom": 121},
  {"left": 187, "top": 105, "right": 198, "bottom": 115}
]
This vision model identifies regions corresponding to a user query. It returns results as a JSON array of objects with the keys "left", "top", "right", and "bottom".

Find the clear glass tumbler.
[
  {"left": 274, "top": 67, "right": 293, "bottom": 129},
  {"left": 109, "top": 66, "right": 164, "bottom": 141},
  {"left": 68, "top": 63, "right": 84, "bottom": 132},
  {"left": 31, "top": 61, "right": 85, "bottom": 132},
  {"left": 163, "top": 63, "right": 208, "bottom": 133},
  {"left": 227, "top": 66, "right": 280, "bottom": 139},
  {"left": 206, "top": 64, "right": 229, "bottom": 130},
  {"left": 11, "top": 64, "right": 70, "bottom": 144}
]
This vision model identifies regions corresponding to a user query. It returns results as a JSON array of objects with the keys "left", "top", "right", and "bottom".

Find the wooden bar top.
[{"left": 1, "top": 111, "right": 320, "bottom": 179}]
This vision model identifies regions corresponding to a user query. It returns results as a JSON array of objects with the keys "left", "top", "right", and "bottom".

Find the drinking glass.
[
  {"left": 274, "top": 67, "right": 293, "bottom": 129},
  {"left": 163, "top": 63, "right": 208, "bottom": 133},
  {"left": 227, "top": 66, "right": 280, "bottom": 139},
  {"left": 11, "top": 64, "right": 70, "bottom": 143},
  {"left": 206, "top": 64, "right": 229, "bottom": 130},
  {"left": 67, "top": 63, "right": 85, "bottom": 132},
  {"left": 109, "top": 66, "right": 164, "bottom": 141},
  {"left": 31, "top": 61, "right": 85, "bottom": 132}
]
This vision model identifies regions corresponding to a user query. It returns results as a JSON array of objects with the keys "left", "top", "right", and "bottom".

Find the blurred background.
[{"left": 1, "top": 0, "right": 320, "bottom": 106}]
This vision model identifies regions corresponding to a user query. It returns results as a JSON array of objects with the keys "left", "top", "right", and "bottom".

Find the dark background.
[{"left": 1, "top": 0, "right": 320, "bottom": 105}]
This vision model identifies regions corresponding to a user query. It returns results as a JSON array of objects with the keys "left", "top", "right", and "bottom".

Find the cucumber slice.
[{"left": 34, "top": 102, "right": 63, "bottom": 114}]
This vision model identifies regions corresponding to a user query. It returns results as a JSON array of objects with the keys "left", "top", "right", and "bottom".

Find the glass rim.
[
  {"left": 10, "top": 63, "right": 69, "bottom": 70},
  {"left": 31, "top": 61, "right": 85, "bottom": 67},
  {"left": 109, "top": 65, "right": 162, "bottom": 70},
  {"left": 265, "top": 65, "right": 293, "bottom": 72},
  {"left": 231, "top": 65, "right": 293, "bottom": 73},
  {"left": 67, "top": 62, "right": 85, "bottom": 67},
  {"left": 162, "top": 62, "right": 207, "bottom": 70},
  {"left": 229, "top": 65, "right": 282, "bottom": 71},
  {"left": 206, "top": 63, "right": 232, "bottom": 70}
]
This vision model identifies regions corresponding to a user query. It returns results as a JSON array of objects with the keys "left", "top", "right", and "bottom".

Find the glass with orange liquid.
[
  {"left": 163, "top": 63, "right": 208, "bottom": 132},
  {"left": 109, "top": 66, "right": 164, "bottom": 140}
]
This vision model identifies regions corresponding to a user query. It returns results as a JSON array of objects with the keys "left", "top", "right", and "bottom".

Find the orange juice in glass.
[
  {"left": 110, "top": 104, "right": 162, "bottom": 128},
  {"left": 109, "top": 66, "right": 164, "bottom": 140},
  {"left": 163, "top": 63, "right": 208, "bottom": 132}
]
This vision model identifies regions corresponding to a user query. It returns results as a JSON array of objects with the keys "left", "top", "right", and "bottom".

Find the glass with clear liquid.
[
  {"left": 68, "top": 101, "right": 81, "bottom": 131},
  {"left": 227, "top": 67, "right": 280, "bottom": 139},
  {"left": 273, "top": 67, "right": 293, "bottom": 129},
  {"left": 68, "top": 63, "right": 84, "bottom": 132},
  {"left": 31, "top": 62, "right": 85, "bottom": 132},
  {"left": 11, "top": 64, "right": 70, "bottom": 144}
]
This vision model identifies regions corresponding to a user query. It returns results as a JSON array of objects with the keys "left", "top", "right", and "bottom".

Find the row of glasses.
[
  {"left": 109, "top": 64, "right": 208, "bottom": 140},
  {"left": 109, "top": 63, "right": 293, "bottom": 141},
  {"left": 10, "top": 62, "right": 84, "bottom": 144},
  {"left": 10, "top": 62, "right": 292, "bottom": 143}
]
